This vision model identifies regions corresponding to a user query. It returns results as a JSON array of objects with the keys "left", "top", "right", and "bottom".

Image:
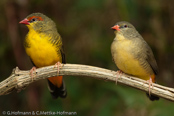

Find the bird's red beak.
[
  {"left": 19, "top": 18, "right": 29, "bottom": 25},
  {"left": 111, "top": 25, "right": 120, "bottom": 31}
]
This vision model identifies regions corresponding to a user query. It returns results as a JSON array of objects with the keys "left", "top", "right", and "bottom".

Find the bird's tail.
[{"left": 47, "top": 76, "right": 67, "bottom": 99}]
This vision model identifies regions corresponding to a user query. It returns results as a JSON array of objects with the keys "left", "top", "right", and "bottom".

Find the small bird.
[
  {"left": 19, "top": 13, "right": 67, "bottom": 99},
  {"left": 111, "top": 21, "right": 159, "bottom": 101}
]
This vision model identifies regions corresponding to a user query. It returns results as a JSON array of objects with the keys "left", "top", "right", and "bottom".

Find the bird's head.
[
  {"left": 111, "top": 21, "right": 136, "bottom": 35},
  {"left": 19, "top": 13, "right": 56, "bottom": 32}
]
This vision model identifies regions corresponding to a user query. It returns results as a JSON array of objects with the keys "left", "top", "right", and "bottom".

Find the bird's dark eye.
[
  {"left": 124, "top": 25, "right": 128, "bottom": 28},
  {"left": 31, "top": 18, "right": 37, "bottom": 22}
]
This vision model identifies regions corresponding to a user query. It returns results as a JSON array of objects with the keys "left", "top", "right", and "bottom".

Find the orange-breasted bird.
[
  {"left": 111, "top": 21, "right": 159, "bottom": 101},
  {"left": 19, "top": 13, "right": 67, "bottom": 99}
]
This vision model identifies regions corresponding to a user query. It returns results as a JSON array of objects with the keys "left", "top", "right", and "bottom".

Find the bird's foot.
[
  {"left": 54, "top": 62, "right": 63, "bottom": 75},
  {"left": 146, "top": 77, "right": 154, "bottom": 96},
  {"left": 115, "top": 70, "right": 123, "bottom": 85},
  {"left": 29, "top": 66, "right": 37, "bottom": 81}
]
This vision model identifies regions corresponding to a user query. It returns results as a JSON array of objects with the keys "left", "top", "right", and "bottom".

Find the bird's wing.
[
  {"left": 49, "top": 31, "right": 66, "bottom": 64},
  {"left": 137, "top": 38, "right": 158, "bottom": 75},
  {"left": 132, "top": 32, "right": 158, "bottom": 75},
  {"left": 60, "top": 45, "right": 66, "bottom": 64},
  {"left": 145, "top": 43, "right": 158, "bottom": 75}
]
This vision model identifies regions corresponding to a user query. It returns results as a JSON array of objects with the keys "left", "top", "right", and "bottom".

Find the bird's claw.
[
  {"left": 54, "top": 62, "right": 63, "bottom": 75},
  {"left": 29, "top": 66, "right": 37, "bottom": 81},
  {"left": 115, "top": 70, "right": 123, "bottom": 85}
]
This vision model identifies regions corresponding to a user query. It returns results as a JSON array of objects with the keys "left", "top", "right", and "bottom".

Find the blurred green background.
[{"left": 0, "top": 0, "right": 174, "bottom": 116}]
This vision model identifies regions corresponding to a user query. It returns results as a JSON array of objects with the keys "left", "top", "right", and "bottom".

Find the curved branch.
[{"left": 0, "top": 64, "right": 174, "bottom": 101}]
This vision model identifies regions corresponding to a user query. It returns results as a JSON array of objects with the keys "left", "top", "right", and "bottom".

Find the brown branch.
[{"left": 0, "top": 64, "right": 174, "bottom": 101}]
